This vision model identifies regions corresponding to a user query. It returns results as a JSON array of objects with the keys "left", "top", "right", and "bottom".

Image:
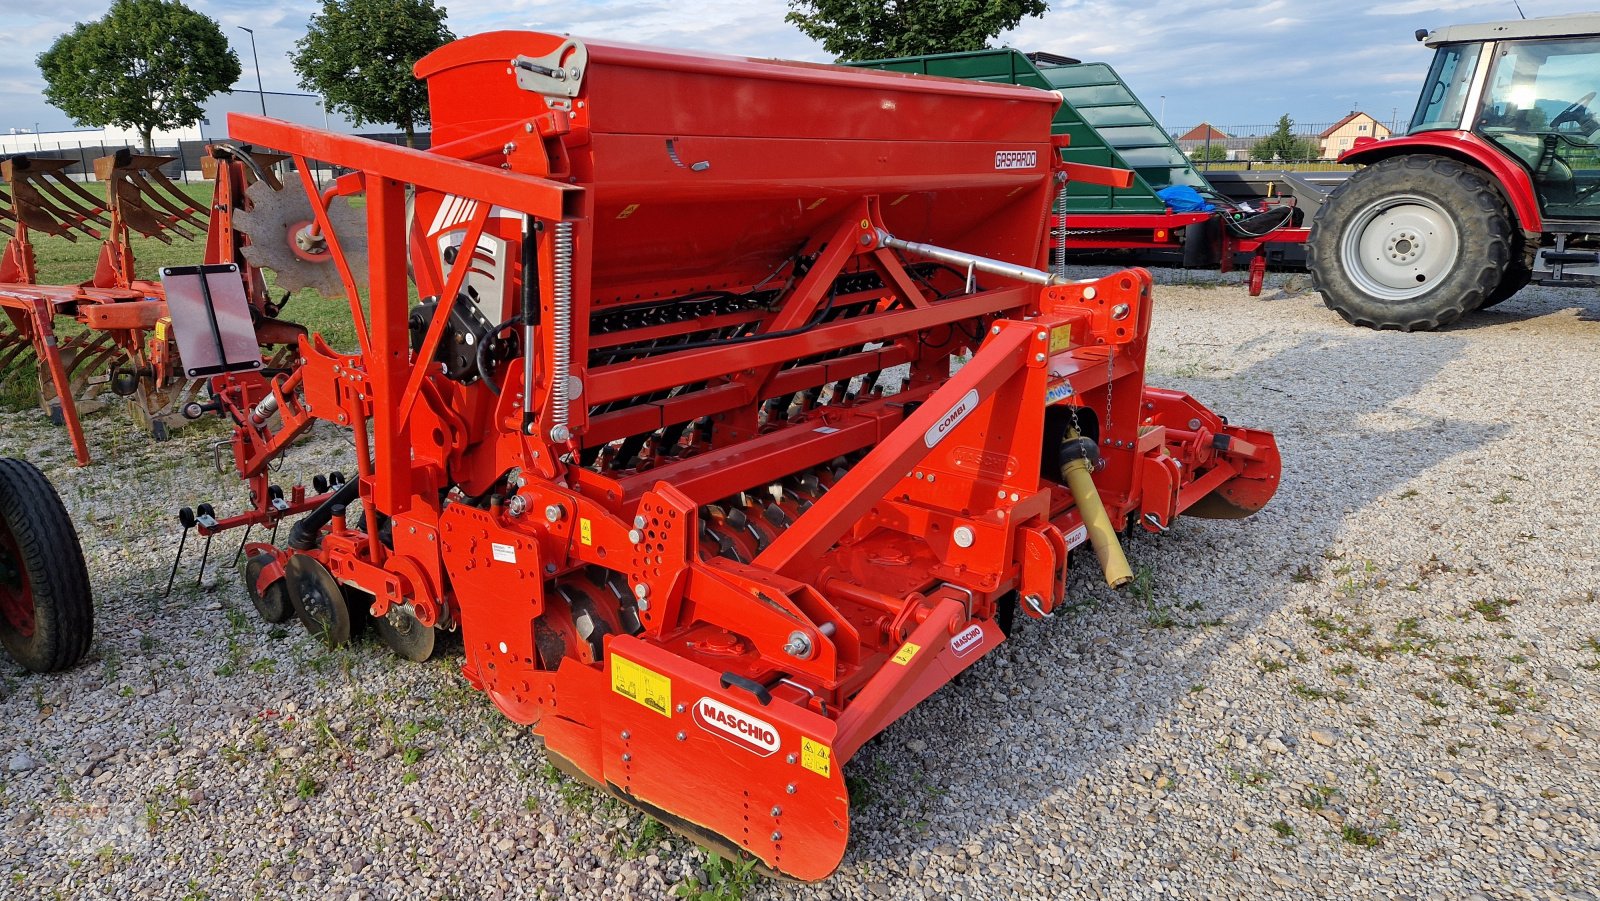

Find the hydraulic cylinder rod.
[{"left": 876, "top": 229, "right": 1073, "bottom": 287}]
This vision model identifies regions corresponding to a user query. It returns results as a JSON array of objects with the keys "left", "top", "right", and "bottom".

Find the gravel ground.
[{"left": 2, "top": 269, "right": 1598, "bottom": 900}]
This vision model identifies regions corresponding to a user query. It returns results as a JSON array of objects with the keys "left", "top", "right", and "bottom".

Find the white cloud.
[{"left": 2, "top": 0, "right": 1597, "bottom": 133}]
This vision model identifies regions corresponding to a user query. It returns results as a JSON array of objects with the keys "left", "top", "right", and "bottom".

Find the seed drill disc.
[
  {"left": 243, "top": 553, "right": 293, "bottom": 624},
  {"left": 373, "top": 606, "right": 437, "bottom": 662},
  {"left": 283, "top": 554, "right": 351, "bottom": 647}
]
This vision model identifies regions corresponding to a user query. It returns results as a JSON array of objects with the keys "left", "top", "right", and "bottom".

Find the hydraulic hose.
[
  {"left": 287, "top": 478, "right": 360, "bottom": 550},
  {"left": 1059, "top": 432, "right": 1132, "bottom": 588}
]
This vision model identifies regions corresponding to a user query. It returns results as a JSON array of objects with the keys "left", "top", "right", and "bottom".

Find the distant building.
[
  {"left": 1178, "top": 123, "right": 1230, "bottom": 142},
  {"left": 1319, "top": 111, "right": 1391, "bottom": 159},
  {"left": 0, "top": 89, "right": 364, "bottom": 155}
]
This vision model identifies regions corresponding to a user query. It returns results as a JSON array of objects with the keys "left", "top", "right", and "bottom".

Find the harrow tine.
[
  {"left": 143, "top": 167, "right": 209, "bottom": 229},
  {"left": 37, "top": 172, "right": 112, "bottom": 229},
  {"left": 163, "top": 515, "right": 193, "bottom": 599},
  {"left": 232, "top": 522, "right": 253, "bottom": 567}
]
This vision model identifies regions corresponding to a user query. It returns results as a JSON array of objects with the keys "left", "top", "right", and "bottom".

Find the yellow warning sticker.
[
  {"left": 580, "top": 518, "right": 592, "bottom": 546},
  {"left": 1049, "top": 325, "right": 1073, "bottom": 353},
  {"left": 801, "top": 737, "right": 832, "bottom": 778},
  {"left": 891, "top": 642, "right": 921, "bottom": 666},
  {"left": 806, "top": 197, "right": 826, "bottom": 210},
  {"left": 617, "top": 203, "right": 640, "bottom": 219},
  {"left": 610, "top": 655, "right": 672, "bottom": 717}
]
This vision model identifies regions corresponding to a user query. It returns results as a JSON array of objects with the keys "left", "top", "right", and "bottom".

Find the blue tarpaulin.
[{"left": 1156, "top": 185, "right": 1214, "bottom": 213}]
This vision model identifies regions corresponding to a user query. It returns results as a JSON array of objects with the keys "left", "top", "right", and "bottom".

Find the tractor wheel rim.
[
  {"left": 0, "top": 527, "right": 36, "bottom": 638},
  {"left": 1342, "top": 193, "right": 1460, "bottom": 301}
]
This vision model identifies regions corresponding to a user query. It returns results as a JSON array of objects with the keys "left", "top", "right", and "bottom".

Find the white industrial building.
[{"left": 0, "top": 89, "right": 364, "bottom": 155}]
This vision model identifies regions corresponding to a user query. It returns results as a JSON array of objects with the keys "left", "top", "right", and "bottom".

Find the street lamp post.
[{"left": 237, "top": 26, "right": 267, "bottom": 116}]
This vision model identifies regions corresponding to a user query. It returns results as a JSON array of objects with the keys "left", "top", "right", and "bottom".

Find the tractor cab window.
[
  {"left": 1409, "top": 43, "right": 1481, "bottom": 133},
  {"left": 1478, "top": 37, "right": 1600, "bottom": 217}
]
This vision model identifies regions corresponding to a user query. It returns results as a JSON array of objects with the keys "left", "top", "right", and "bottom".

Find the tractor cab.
[{"left": 1413, "top": 23, "right": 1600, "bottom": 219}]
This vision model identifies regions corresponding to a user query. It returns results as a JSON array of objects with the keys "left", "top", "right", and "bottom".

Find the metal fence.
[
  {"left": 0, "top": 132, "right": 432, "bottom": 184},
  {"left": 1167, "top": 119, "right": 1402, "bottom": 168}
]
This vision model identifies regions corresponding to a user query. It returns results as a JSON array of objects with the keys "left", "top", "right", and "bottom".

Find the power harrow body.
[
  {"left": 0, "top": 147, "right": 298, "bottom": 464},
  {"left": 170, "top": 32, "right": 1281, "bottom": 879}
]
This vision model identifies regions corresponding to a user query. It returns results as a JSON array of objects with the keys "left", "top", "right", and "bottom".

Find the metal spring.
[
  {"left": 549, "top": 220, "right": 574, "bottom": 442},
  {"left": 1053, "top": 174, "right": 1068, "bottom": 279}
]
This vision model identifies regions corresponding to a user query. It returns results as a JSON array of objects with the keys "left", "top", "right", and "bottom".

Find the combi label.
[
  {"left": 995, "top": 150, "right": 1038, "bottom": 170},
  {"left": 693, "top": 697, "right": 780, "bottom": 756},
  {"left": 925, "top": 389, "right": 979, "bottom": 448}
]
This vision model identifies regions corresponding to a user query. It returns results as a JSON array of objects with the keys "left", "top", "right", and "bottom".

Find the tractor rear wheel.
[
  {"left": 0, "top": 459, "right": 93, "bottom": 673},
  {"left": 1308, "top": 154, "right": 1511, "bottom": 331}
]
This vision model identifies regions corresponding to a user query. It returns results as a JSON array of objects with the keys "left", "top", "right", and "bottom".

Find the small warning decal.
[
  {"left": 580, "top": 518, "right": 593, "bottom": 546},
  {"left": 891, "top": 642, "right": 921, "bottom": 666},
  {"left": 801, "top": 737, "right": 832, "bottom": 778},
  {"left": 491, "top": 542, "right": 517, "bottom": 564},
  {"left": 611, "top": 655, "right": 672, "bottom": 717},
  {"left": 617, "top": 203, "right": 640, "bottom": 219}
]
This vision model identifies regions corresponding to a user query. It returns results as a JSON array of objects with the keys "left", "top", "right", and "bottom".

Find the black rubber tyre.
[
  {"left": 1482, "top": 262, "right": 1533, "bottom": 308},
  {"left": 1481, "top": 235, "right": 1539, "bottom": 309},
  {"left": 0, "top": 459, "right": 93, "bottom": 673},
  {"left": 1308, "top": 154, "right": 1511, "bottom": 331}
]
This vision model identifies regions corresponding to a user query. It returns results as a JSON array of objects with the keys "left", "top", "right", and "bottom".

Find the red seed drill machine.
[{"left": 163, "top": 32, "right": 1281, "bottom": 879}]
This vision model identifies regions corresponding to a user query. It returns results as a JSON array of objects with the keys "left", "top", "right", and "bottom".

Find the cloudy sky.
[{"left": 2, "top": 0, "right": 1595, "bottom": 135}]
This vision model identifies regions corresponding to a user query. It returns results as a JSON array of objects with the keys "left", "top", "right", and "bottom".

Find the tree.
[
  {"left": 1193, "top": 144, "right": 1229, "bottom": 162},
  {"left": 787, "top": 0, "right": 1049, "bottom": 62},
  {"left": 36, "top": 0, "right": 240, "bottom": 151},
  {"left": 1250, "top": 114, "right": 1319, "bottom": 162},
  {"left": 292, "top": 0, "right": 453, "bottom": 146}
]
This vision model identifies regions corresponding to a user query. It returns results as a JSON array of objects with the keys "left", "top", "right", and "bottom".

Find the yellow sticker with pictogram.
[
  {"left": 580, "top": 518, "right": 592, "bottom": 546},
  {"left": 801, "top": 737, "right": 832, "bottom": 778},
  {"left": 1049, "top": 325, "right": 1073, "bottom": 353},
  {"left": 610, "top": 654, "right": 671, "bottom": 717},
  {"left": 891, "top": 642, "right": 920, "bottom": 665}
]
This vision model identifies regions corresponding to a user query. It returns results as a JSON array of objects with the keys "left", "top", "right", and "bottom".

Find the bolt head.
[
  {"left": 1111, "top": 303, "right": 1130, "bottom": 321},
  {"left": 786, "top": 754, "right": 797, "bottom": 764},
  {"left": 544, "top": 504, "right": 564, "bottom": 522},
  {"left": 771, "top": 806, "right": 782, "bottom": 817},
  {"left": 621, "top": 731, "right": 630, "bottom": 740},
  {"left": 676, "top": 731, "right": 686, "bottom": 741},
  {"left": 1083, "top": 286, "right": 1098, "bottom": 300},
  {"left": 633, "top": 583, "right": 649, "bottom": 600},
  {"left": 786, "top": 783, "right": 797, "bottom": 794},
  {"left": 622, "top": 753, "right": 632, "bottom": 762},
  {"left": 628, "top": 529, "right": 643, "bottom": 544},
  {"left": 634, "top": 515, "right": 648, "bottom": 529},
  {"left": 1035, "top": 353, "right": 1046, "bottom": 362},
  {"left": 771, "top": 831, "right": 782, "bottom": 842},
  {"left": 549, "top": 424, "right": 571, "bottom": 442},
  {"left": 953, "top": 526, "right": 975, "bottom": 548}
]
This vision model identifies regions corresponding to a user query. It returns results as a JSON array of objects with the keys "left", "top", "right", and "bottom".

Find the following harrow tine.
[
  {"left": 31, "top": 171, "right": 112, "bottom": 232},
  {"left": 144, "top": 168, "right": 209, "bottom": 230},
  {"left": 112, "top": 175, "right": 177, "bottom": 242}
]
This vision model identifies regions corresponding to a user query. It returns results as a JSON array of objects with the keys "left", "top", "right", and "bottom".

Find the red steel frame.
[{"left": 191, "top": 31, "right": 1281, "bottom": 880}]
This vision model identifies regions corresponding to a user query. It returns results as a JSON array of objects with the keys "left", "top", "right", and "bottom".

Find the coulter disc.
[{"left": 283, "top": 554, "right": 351, "bottom": 646}]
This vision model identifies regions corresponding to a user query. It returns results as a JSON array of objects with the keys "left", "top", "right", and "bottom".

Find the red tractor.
[{"left": 1309, "top": 13, "right": 1600, "bottom": 330}]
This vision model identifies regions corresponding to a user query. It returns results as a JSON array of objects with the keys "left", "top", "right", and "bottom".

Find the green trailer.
[{"left": 852, "top": 49, "right": 1310, "bottom": 292}]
